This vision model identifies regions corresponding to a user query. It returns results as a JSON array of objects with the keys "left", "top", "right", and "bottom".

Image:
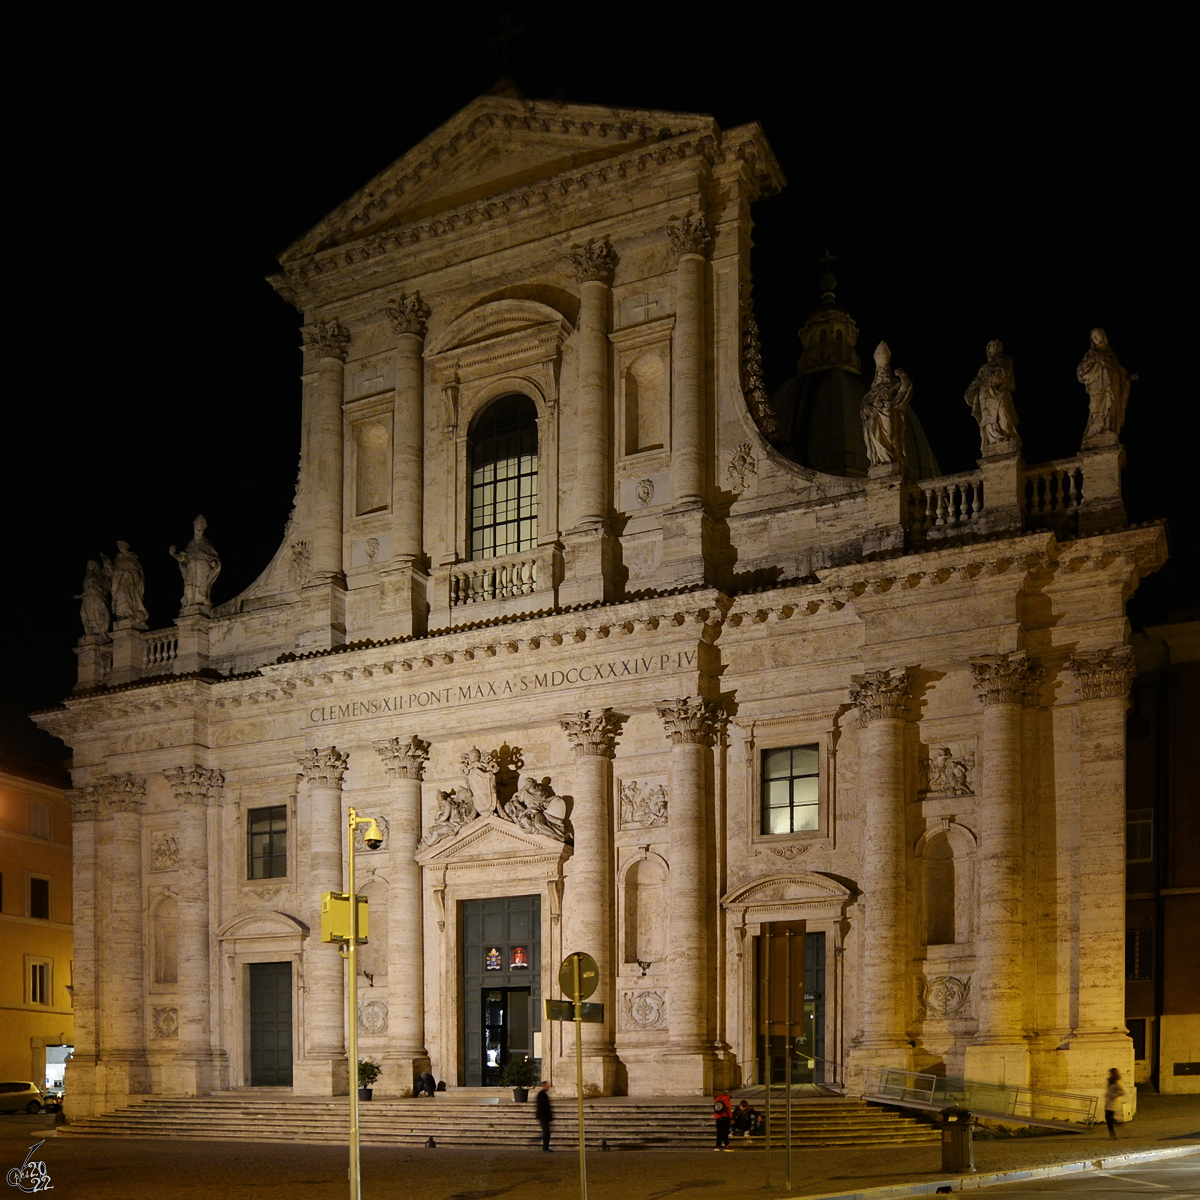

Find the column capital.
[
  {"left": 94, "top": 773, "right": 147, "bottom": 816},
  {"left": 374, "top": 734, "right": 430, "bottom": 779},
  {"left": 568, "top": 237, "right": 617, "bottom": 285},
  {"left": 302, "top": 318, "right": 351, "bottom": 361},
  {"left": 1068, "top": 647, "right": 1135, "bottom": 701},
  {"left": 162, "top": 765, "right": 224, "bottom": 806},
  {"left": 666, "top": 214, "right": 712, "bottom": 261},
  {"left": 386, "top": 291, "right": 431, "bottom": 337},
  {"left": 850, "top": 667, "right": 913, "bottom": 725},
  {"left": 560, "top": 709, "right": 623, "bottom": 758},
  {"left": 298, "top": 747, "right": 349, "bottom": 788},
  {"left": 970, "top": 652, "right": 1040, "bottom": 706},
  {"left": 656, "top": 697, "right": 722, "bottom": 746},
  {"left": 66, "top": 787, "right": 102, "bottom": 823}
]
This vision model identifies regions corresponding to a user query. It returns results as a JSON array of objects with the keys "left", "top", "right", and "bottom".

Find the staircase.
[{"left": 59, "top": 1093, "right": 939, "bottom": 1149}]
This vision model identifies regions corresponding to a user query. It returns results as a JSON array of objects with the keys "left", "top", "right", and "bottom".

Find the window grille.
[
  {"left": 469, "top": 395, "right": 538, "bottom": 560},
  {"left": 248, "top": 806, "right": 288, "bottom": 879},
  {"left": 761, "top": 745, "right": 820, "bottom": 835}
]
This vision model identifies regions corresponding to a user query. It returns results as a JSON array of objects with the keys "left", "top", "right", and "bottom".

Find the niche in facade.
[
  {"left": 920, "top": 824, "right": 975, "bottom": 947},
  {"left": 152, "top": 894, "right": 178, "bottom": 986},
  {"left": 623, "top": 352, "right": 667, "bottom": 456},
  {"left": 622, "top": 854, "right": 667, "bottom": 964},
  {"left": 354, "top": 419, "right": 391, "bottom": 515}
]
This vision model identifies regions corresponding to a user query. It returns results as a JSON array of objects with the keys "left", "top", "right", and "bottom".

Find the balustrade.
[
  {"left": 450, "top": 555, "right": 539, "bottom": 607},
  {"left": 907, "top": 472, "right": 984, "bottom": 534},
  {"left": 1025, "top": 459, "right": 1084, "bottom": 516},
  {"left": 143, "top": 629, "right": 179, "bottom": 668}
]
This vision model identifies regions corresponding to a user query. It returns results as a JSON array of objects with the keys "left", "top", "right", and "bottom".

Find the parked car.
[{"left": 0, "top": 1082, "right": 43, "bottom": 1114}]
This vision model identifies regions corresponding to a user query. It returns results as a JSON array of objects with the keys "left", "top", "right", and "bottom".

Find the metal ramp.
[{"left": 863, "top": 1067, "right": 1098, "bottom": 1132}]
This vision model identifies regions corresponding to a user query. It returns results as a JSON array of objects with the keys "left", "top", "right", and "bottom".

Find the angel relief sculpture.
[
  {"left": 418, "top": 789, "right": 474, "bottom": 848},
  {"left": 503, "top": 777, "right": 569, "bottom": 843}
]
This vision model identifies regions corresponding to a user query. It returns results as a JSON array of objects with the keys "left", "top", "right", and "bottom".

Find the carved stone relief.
[
  {"left": 620, "top": 989, "right": 668, "bottom": 1031},
  {"left": 152, "top": 1007, "right": 179, "bottom": 1039},
  {"left": 151, "top": 831, "right": 180, "bottom": 871},
  {"left": 618, "top": 780, "right": 668, "bottom": 829},
  {"left": 918, "top": 742, "right": 976, "bottom": 796},
  {"left": 358, "top": 999, "right": 389, "bottom": 1035},
  {"left": 725, "top": 443, "right": 757, "bottom": 494},
  {"left": 918, "top": 975, "right": 972, "bottom": 1018},
  {"left": 635, "top": 479, "right": 655, "bottom": 507}
]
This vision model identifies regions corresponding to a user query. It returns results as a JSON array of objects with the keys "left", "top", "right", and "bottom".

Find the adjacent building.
[{"left": 36, "top": 91, "right": 1165, "bottom": 1120}]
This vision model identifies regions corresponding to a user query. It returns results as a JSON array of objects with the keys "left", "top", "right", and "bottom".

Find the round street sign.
[{"left": 559, "top": 951, "right": 599, "bottom": 1001}]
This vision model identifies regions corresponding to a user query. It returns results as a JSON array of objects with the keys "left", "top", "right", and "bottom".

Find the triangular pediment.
[
  {"left": 281, "top": 95, "right": 718, "bottom": 261},
  {"left": 415, "top": 813, "right": 571, "bottom": 867}
]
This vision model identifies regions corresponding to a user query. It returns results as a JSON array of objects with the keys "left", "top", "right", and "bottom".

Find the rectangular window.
[
  {"left": 248, "top": 806, "right": 288, "bottom": 879},
  {"left": 1125, "top": 929, "right": 1153, "bottom": 981},
  {"left": 762, "top": 745, "right": 820, "bottom": 835},
  {"left": 1126, "top": 808, "right": 1153, "bottom": 862},
  {"left": 28, "top": 801, "right": 50, "bottom": 840},
  {"left": 29, "top": 959, "right": 52, "bottom": 1006},
  {"left": 1127, "top": 1017, "right": 1147, "bottom": 1061},
  {"left": 29, "top": 876, "right": 50, "bottom": 920}
]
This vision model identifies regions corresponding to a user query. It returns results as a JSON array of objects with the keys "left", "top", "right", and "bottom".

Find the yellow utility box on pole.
[{"left": 320, "top": 891, "right": 368, "bottom": 944}]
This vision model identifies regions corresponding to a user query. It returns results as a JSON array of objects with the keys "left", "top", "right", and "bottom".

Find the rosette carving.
[
  {"left": 297, "top": 747, "right": 349, "bottom": 788},
  {"left": 385, "top": 292, "right": 430, "bottom": 337},
  {"left": 656, "top": 697, "right": 723, "bottom": 746},
  {"left": 162, "top": 765, "right": 224, "bottom": 807},
  {"left": 374, "top": 734, "right": 431, "bottom": 779},
  {"left": 302, "top": 318, "right": 351, "bottom": 361},
  {"left": 568, "top": 237, "right": 617, "bottom": 285},
  {"left": 970, "top": 652, "right": 1040, "bottom": 706},
  {"left": 849, "top": 668, "right": 912, "bottom": 725},
  {"left": 1068, "top": 647, "right": 1136, "bottom": 701},
  {"left": 560, "top": 709, "right": 622, "bottom": 758}
]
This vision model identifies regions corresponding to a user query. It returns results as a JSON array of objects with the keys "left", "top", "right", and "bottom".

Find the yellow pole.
[
  {"left": 785, "top": 928, "right": 792, "bottom": 1192},
  {"left": 574, "top": 954, "right": 588, "bottom": 1200},
  {"left": 763, "top": 926, "right": 773, "bottom": 1190},
  {"left": 346, "top": 807, "right": 361, "bottom": 1200}
]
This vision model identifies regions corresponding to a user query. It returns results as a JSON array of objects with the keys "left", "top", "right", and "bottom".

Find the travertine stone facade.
[{"left": 39, "top": 93, "right": 1164, "bottom": 1119}]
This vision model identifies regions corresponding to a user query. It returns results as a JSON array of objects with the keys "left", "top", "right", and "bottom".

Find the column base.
[
  {"left": 378, "top": 563, "right": 429, "bottom": 638},
  {"left": 374, "top": 1051, "right": 432, "bottom": 1097},
  {"left": 559, "top": 527, "right": 621, "bottom": 607},
  {"left": 166, "top": 1050, "right": 229, "bottom": 1096},
  {"left": 963, "top": 1040, "right": 1030, "bottom": 1089},
  {"left": 845, "top": 1043, "right": 914, "bottom": 1097},
  {"left": 63, "top": 1055, "right": 105, "bottom": 1119},
  {"left": 1051, "top": 1032, "right": 1136, "bottom": 1119},
  {"left": 292, "top": 1055, "right": 349, "bottom": 1096},
  {"left": 660, "top": 505, "right": 719, "bottom": 589},
  {"left": 654, "top": 1047, "right": 716, "bottom": 1096}
]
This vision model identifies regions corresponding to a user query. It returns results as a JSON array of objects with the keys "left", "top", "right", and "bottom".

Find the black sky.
[{"left": 5, "top": 11, "right": 1192, "bottom": 763}]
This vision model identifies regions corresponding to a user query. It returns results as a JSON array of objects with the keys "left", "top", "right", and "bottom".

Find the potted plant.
[
  {"left": 358, "top": 1059, "right": 382, "bottom": 1100},
  {"left": 499, "top": 1057, "right": 540, "bottom": 1102}
]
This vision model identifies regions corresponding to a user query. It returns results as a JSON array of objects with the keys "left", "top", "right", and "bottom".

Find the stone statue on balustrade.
[
  {"left": 861, "top": 341, "right": 913, "bottom": 474},
  {"left": 170, "top": 515, "right": 221, "bottom": 615},
  {"left": 1078, "top": 327, "right": 1136, "bottom": 447},
  {"left": 503, "top": 776, "right": 569, "bottom": 843},
  {"left": 102, "top": 541, "right": 149, "bottom": 628},
  {"left": 965, "top": 339, "right": 1019, "bottom": 453},
  {"left": 76, "top": 559, "right": 111, "bottom": 638},
  {"left": 418, "top": 789, "right": 475, "bottom": 848},
  {"left": 460, "top": 747, "right": 501, "bottom": 818}
]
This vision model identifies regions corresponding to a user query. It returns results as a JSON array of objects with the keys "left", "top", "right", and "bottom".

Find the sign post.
[{"left": 555, "top": 951, "right": 600, "bottom": 1200}]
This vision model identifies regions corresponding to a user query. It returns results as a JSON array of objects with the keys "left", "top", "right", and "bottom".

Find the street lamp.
[{"left": 334, "top": 807, "right": 383, "bottom": 1200}]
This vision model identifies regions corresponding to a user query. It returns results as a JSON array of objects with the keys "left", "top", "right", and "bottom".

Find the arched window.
[{"left": 469, "top": 395, "right": 538, "bottom": 560}]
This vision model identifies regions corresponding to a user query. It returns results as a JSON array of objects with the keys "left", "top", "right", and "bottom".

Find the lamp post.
[{"left": 342, "top": 807, "right": 383, "bottom": 1200}]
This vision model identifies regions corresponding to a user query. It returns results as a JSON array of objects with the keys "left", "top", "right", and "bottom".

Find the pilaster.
[
  {"left": 560, "top": 709, "right": 622, "bottom": 1094},
  {"left": 373, "top": 735, "right": 432, "bottom": 1093},
  {"left": 63, "top": 787, "right": 102, "bottom": 1118}
]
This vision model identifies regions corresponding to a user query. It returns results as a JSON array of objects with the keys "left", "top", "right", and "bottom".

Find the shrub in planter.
[
  {"left": 499, "top": 1058, "right": 540, "bottom": 1101},
  {"left": 358, "top": 1059, "right": 382, "bottom": 1099}
]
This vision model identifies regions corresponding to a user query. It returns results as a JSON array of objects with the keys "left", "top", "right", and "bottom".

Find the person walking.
[
  {"left": 712, "top": 1090, "right": 733, "bottom": 1151},
  {"left": 535, "top": 1081, "right": 553, "bottom": 1152},
  {"left": 1103, "top": 1068, "right": 1126, "bottom": 1140}
]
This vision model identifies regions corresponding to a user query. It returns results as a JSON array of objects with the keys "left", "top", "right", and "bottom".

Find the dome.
[{"left": 769, "top": 276, "right": 940, "bottom": 481}]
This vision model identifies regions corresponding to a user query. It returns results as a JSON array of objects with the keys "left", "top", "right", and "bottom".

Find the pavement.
[{"left": 1, "top": 1091, "right": 1196, "bottom": 1199}]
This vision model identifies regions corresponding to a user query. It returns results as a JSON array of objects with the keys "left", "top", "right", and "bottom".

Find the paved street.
[{"left": 963, "top": 1153, "right": 1200, "bottom": 1197}]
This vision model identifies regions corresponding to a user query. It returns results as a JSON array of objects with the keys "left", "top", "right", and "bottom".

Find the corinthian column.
[
  {"left": 163, "top": 766, "right": 226, "bottom": 1095},
  {"left": 666, "top": 216, "right": 711, "bottom": 510},
  {"left": 301, "top": 319, "right": 351, "bottom": 581},
  {"left": 64, "top": 787, "right": 103, "bottom": 1117},
  {"left": 656, "top": 697, "right": 721, "bottom": 1093},
  {"left": 560, "top": 709, "right": 622, "bottom": 1094},
  {"left": 386, "top": 294, "right": 430, "bottom": 565},
  {"left": 1061, "top": 648, "right": 1137, "bottom": 1105},
  {"left": 846, "top": 668, "right": 913, "bottom": 1085},
  {"left": 373, "top": 734, "right": 432, "bottom": 1093},
  {"left": 964, "top": 653, "right": 1037, "bottom": 1087},
  {"left": 97, "top": 774, "right": 151, "bottom": 1102},
  {"left": 296, "top": 747, "right": 349, "bottom": 1095}
]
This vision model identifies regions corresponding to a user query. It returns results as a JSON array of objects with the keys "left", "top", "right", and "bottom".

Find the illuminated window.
[
  {"left": 470, "top": 395, "right": 538, "bottom": 560},
  {"left": 248, "top": 806, "right": 287, "bottom": 879},
  {"left": 762, "top": 745, "right": 820, "bottom": 835}
]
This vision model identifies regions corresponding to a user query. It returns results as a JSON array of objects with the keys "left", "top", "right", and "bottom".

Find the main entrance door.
[
  {"left": 462, "top": 895, "right": 540, "bottom": 1086},
  {"left": 755, "top": 926, "right": 827, "bottom": 1086},
  {"left": 248, "top": 961, "right": 293, "bottom": 1086}
]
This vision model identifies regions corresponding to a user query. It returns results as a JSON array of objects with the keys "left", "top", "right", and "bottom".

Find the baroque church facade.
[{"left": 39, "top": 92, "right": 1163, "bottom": 1118}]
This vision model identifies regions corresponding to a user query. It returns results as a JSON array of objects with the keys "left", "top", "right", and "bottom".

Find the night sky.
[{"left": 6, "top": 12, "right": 1191, "bottom": 764}]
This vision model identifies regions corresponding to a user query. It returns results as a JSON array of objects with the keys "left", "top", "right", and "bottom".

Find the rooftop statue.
[
  {"left": 1078, "top": 327, "right": 1136, "bottom": 446},
  {"left": 170, "top": 515, "right": 222, "bottom": 615},
  {"left": 76, "top": 559, "right": 111, "bottom": 638},
  {"left": 102, "top": 541, "right": 149, "bottom": 628},
  {"left": 861, "top": 341, "right": 913, "bottom": 473},
  {"left": 965, "top": 339, "right": 1019, "bottom": 453}
]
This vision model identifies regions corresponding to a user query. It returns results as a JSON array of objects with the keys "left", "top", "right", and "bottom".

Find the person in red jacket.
[{"left": 712, "top": 1091, "right": 733, "bottom": 1150}]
